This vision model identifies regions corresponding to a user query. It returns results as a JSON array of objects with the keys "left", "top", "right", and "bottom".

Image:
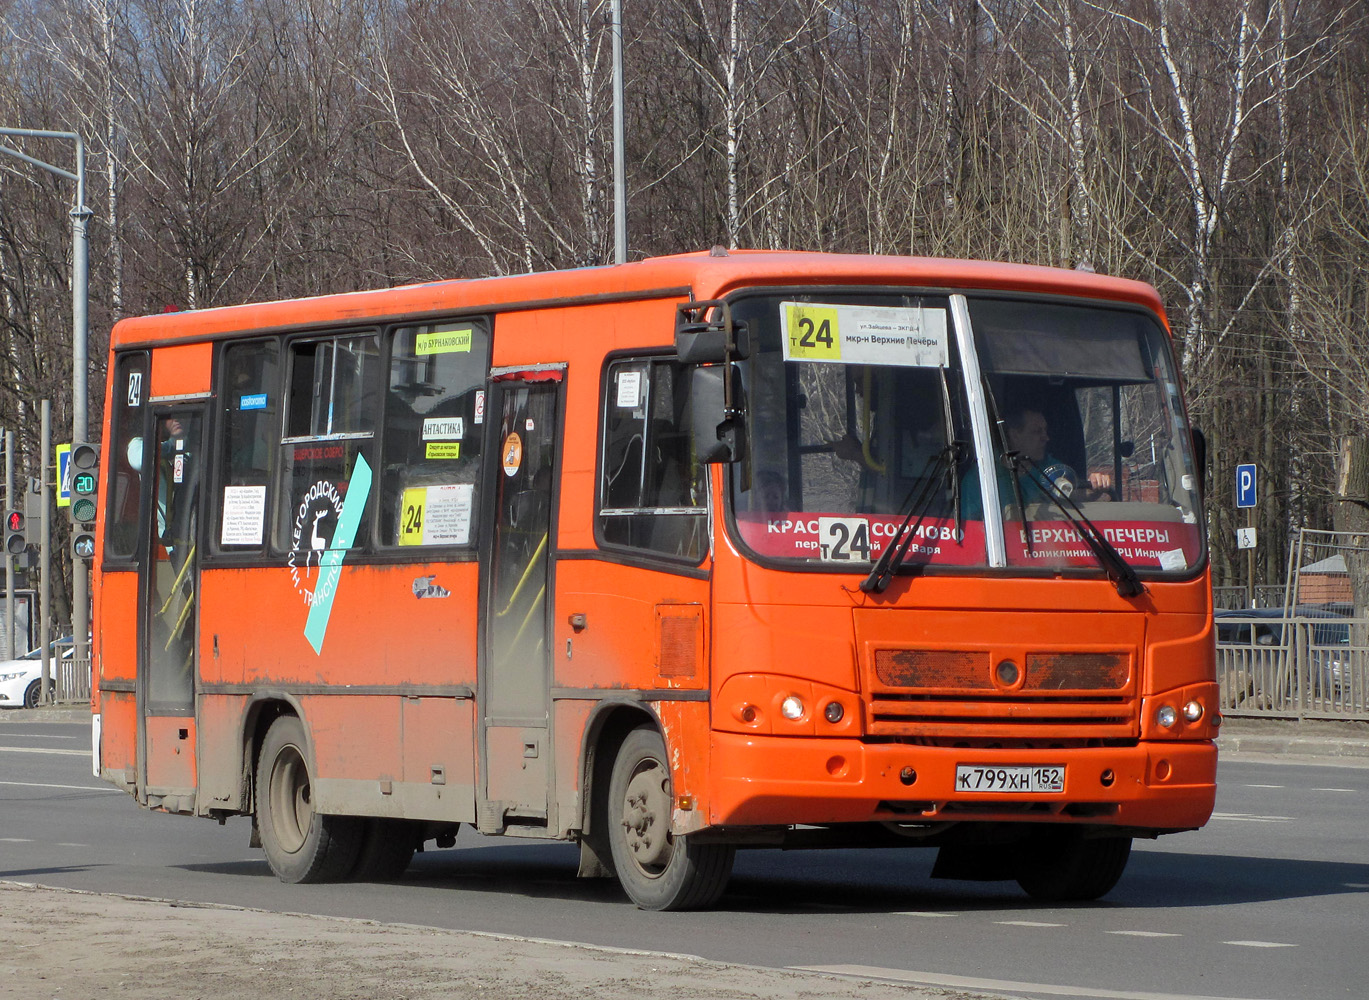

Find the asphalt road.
[{"left": 3, "top": 718, "right": 1367, "bottom": 1000}]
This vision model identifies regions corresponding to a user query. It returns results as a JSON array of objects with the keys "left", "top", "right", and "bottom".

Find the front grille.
[{"left": 866, "top": 647, "right": 1138, "bottom": 739}]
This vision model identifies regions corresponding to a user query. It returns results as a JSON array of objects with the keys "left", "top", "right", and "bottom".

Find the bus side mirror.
[
  {"left": 690, "top": 364, "right": 747, "bottom": 465},
  {"left": 675, "top": 300, "right": 750, "bottom": 363},
  {"left": 1191, "top": 427, "right": 1207, "bottom": 498}
]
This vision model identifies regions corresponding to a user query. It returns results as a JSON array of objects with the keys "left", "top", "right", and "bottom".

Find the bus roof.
[{"left": 108, "top": 250, "right": 1167, "bottom": 348}]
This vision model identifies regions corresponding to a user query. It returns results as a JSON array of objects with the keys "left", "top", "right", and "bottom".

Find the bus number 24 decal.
[{"left": 817, "top": 516, "right": 871, "bottom": 562}]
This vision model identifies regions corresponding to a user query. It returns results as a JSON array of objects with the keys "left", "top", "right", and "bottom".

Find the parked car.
[
  {"left": 1214, "top": 607, "right": 1350, "bottom": 697},
  {"left": 0, "top": 637, "right": 74, "bottom": 709}
]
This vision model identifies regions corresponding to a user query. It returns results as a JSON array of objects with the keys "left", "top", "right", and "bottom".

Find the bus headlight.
[
  {"left": 823, "top": 700, "right": 844, "bottom": 724},
  {"left": 1182, "top": 700, "right": 1204, "bottom": 723},
  {"left": 781, "top": 696, "right": 805, "bottom": 721},
  {"left": 1156, "top": 704, "right": 1177, "bottom": 729}
]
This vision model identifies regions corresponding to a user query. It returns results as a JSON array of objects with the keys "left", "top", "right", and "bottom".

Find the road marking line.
[
  {"left": 1312, "top": 787, "right": 1354, "bottom": 793},
  {"left": 995, "top": 920, "right": 1065, "bottom": 927},
  {"left": 1343, "top": 883, "right": 1369, "bottom": 889},
  {"left": 1210, "top": 812, "right": 1292, "bottom": 822},
  {"left": 1242, "top": 783, "right": 1283, "bottom": 788},
  {"left": 1224, "top": 940, "right": 1297, "bottom": 949},
  {"left": 893, "top": 911, "right": 956, "bottom": 918},
  {"left": 795, "top": 964, "right": 1278, "bottom": 1000},
  {"left": 1108, "top": 930, "right": 1182, "bottom": 938},
  {"left": 0, "top": 746, "right": 89, "bottom": 756},
  {"left": 0, "top": 780, "right": 118, "bottom": 792},
  {"left": 0, "top": 837, "right": 31, "bottom": 843}
]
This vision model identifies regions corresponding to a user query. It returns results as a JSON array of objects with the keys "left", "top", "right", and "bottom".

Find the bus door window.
[
  {"left": 380, "top": 319, "right": 490, "bottom": 548},
  {"left": 487, "top": 383, "right": 558, "bottom": 713},
  {"left": 147, "top": 411, "right": 201, "bottom": 712}
]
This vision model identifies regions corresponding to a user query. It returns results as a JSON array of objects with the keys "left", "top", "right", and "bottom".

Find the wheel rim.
[
  {"left": 619, "top": 755, "right": 673, "bottom": 878},
  {"left": 267, "top": 743, "right": 312, "bottom": 855},
  {"left": 24, "top": 683, "right": 38, "bottom": 709}
]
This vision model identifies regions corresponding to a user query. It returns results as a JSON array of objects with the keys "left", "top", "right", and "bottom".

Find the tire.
[
  {"left": 606, "top": 726, "right": 734, "bottom": 911},
  {"left": 256, "top": 716, "right": 362, "bottom": 883},
  {"left": 23, "top": 679, "right": 42, "bottom": 709},
  {"left": 350, "top": 819, "right": 420, "bottom": 881},
  {"left": 1015, "top": 833, "right": 1132, "bottom": 902}
]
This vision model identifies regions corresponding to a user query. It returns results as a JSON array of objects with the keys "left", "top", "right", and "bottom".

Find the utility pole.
[
  {"left": 0, "top": 128, "right": 92, "bottom": 663},
  {"left": 3, "top": 430, "right": 12, "bottom": 661},
  {"left": 612, "top": 0, "right": 627, "bottom": 265},
  {"left": 40, "top": 401, "right": 51, "bottom": 704}
]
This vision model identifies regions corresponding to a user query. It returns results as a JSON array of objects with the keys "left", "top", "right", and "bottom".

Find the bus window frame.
[
  {"left": 592, "top": 348, "right": 711, "bottom": 572},
  {"left": 101, "top": 350, "right": 154, "bottom": 571},
  {"left": 717, "top": 286, "right": 1208, "bottom": 583}
]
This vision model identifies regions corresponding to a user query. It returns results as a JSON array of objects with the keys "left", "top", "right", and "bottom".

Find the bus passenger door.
[
  {"left": 136, "top": 408, "right": 204, "bottom": 810},
  {"left": 479, "top": 374, "right": 561, "bottom": 830}
]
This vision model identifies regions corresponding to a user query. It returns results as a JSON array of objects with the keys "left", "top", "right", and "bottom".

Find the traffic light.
[
  {"left": 69, "top": 442, "right": 99, "bottom": 561},
  {"left": 4, "top": 509, "right": 25, "bottom": 555}
]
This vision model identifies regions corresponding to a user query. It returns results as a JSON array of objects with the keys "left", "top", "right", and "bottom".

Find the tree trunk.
[{"left": 1334, "top": 436, "right": 1369, "bottom": 621}]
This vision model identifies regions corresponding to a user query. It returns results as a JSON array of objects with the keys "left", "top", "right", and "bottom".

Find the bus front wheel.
[
  {"left": 256, "top": 716, "right": 362, "bottom": 883},
  {"left": 607, "top": 726, "right": 734, "bottom": 911},
  {"left": 1015, "top": 833, "right": 1132, "bottom": 902}
]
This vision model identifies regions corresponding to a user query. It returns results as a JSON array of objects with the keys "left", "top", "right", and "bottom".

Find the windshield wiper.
[
  {"left": 1018, "top": 458, "right": 1144, "bottom": 598},
  {"left": 860, "top": 442, "right": 965, "bottom": 594}
]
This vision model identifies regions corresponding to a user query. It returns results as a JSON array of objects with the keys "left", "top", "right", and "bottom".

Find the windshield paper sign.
[
  {"left": 780, "top": 302, "right": 948, "bottom": 367},
  {"left": 735, "top": 513, "right": 1199, "bottom": 570}
]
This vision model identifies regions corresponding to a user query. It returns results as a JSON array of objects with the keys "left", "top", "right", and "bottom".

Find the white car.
[{"left": 0, "top": 638, "right": 74, "bottom": 709}]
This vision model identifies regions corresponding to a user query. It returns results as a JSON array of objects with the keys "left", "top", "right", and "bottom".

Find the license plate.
[{"left": 955, "top": 765, "right": 1065, "bottom": 793}]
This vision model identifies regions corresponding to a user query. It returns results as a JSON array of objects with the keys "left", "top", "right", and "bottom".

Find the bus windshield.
[{"left": 728, "top": 292, "right": 1203, "bottom": 578}]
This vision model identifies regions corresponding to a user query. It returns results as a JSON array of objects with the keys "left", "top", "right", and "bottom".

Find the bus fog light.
[
  {"left": 781, "top": 696, "right": 805, "bottom": 721},
  {"left": 1182, "top": 700, "right": 1203, "bottom": 723},
  {"left": 823, "top": 701, "right": 844, "bottom": 723},
  {"left": 1157, "top": 704, "right": 1177, "bottom": 729}
]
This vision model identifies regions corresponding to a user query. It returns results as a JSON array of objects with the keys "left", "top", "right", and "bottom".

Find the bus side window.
[
  {"left": 379, "top": 319, "right": 490, "bottom": 548},
  {"left": 276, "top": 333, "right": 380, "bottom": 554},
  {"left": 215, "top": 340, "right": 279, "bottom": 551},
  {"left": 598, "top": 358, "right": 707, "bottom": 562}
]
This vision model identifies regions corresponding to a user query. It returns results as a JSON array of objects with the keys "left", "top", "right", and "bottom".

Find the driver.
[{"left": 961, "top": 407, "right": 1110, "bottom": 518}]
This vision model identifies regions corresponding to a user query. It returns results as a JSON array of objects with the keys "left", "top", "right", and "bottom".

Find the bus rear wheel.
[
  {"left": 1015, "top": 833, "right": 1132, "bottom": 902},
  {"left": 606, "top": 726, "right": 734, "bottom": 911},
  {"left": 256, "top": 716, "right": 362, "bottom": 883}
]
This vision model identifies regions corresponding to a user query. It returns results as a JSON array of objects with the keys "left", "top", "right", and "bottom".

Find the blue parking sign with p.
[{"left": 1236, "top": 464, "right": 1257, "bottom": 508}]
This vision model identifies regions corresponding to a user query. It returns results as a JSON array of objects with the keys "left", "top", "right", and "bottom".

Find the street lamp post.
[{"left": 0, "top": 128, "right": 92, "bottom": 665}]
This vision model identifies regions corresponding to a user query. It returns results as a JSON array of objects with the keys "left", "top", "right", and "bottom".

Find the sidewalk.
[
  {"left": 1215, "top": 715, "right": 1369, "bottom": 761},
  {"left": 7, "top": 705, "right": 1369, "bottom": 761}
]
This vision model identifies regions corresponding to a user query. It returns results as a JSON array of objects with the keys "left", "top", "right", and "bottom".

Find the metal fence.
[
  {"left": 1216, "top": 613, "right": 1369, "bottom": 720},
  {"left": 1213, "top": 585, "right": 1287, "bottom": 610},
  {"left": 55, "top": 657, "right": 91, "bottom": 704}
]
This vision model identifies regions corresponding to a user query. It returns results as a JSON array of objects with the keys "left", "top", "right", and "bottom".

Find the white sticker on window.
[
  {"left": 780, "top": 302, "right": 948, "bottom": 368},
  {"left": 1158, "top": 548, "right": 1187, "bottom": 571},
  {"left": 616, "top": 370, "right": 642, "bottom": 408},
  {"left": 817, "top": 516, "right": 874, "bottom": 563},
  {"left": 400, "top": 483, "right": 474, "bottom": 546},
  {"left": 422, "top": 417, "right": 464, "bottom": 441},
  {"left": 220, "top": 485, "right": 266, "bottom": 546}
]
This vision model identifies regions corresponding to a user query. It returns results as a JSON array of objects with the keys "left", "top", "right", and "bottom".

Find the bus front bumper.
[{"left": 704, "top": 732, "right": 1216, "bottom": 832}]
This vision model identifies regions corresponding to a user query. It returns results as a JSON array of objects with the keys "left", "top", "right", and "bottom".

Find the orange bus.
[{"left": 91, "top": 250, "right": 1218, "bottom": 909}]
